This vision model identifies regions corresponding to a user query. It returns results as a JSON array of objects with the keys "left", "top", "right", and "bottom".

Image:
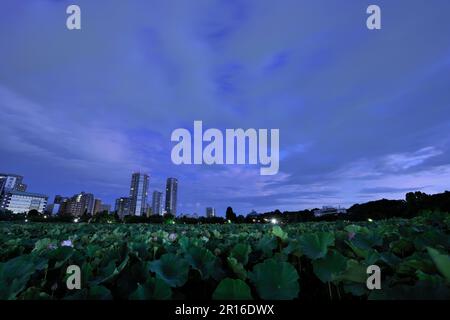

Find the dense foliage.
[
  {"left": 260, "top": 191, "right": 450, "bottom": 223},
  {"left": 0, "top": 211, "right": 449, "bottom": 300}
]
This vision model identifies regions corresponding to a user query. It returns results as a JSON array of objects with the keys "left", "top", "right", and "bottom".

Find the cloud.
[
  {"left": 0, "top": 85, "right": 163, "bottom": 192},
  {"left": 1, "top": 1, "right": 450, "bottom": 214},
  {"left": 383, "top": 147, "right": 443, "bottom": 171}
]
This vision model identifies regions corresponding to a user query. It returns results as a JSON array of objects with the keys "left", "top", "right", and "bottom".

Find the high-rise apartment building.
[
  {"left": 115, "top": 197, "right": 131, "bottom": 219},
  {"left": 151, "top": 191, "right": 163, "bottom": 216},
  {"left": 0, "top": 173, "right": 27, "bottom": 195},
  {"left": 59, "top": 192, "right": 94, "bottom": 217},
  {"left": 129, "top": 173, "right": 149, "bottom": 216},
  {"left": 93, "top": 199, "right": 102, "bottom": 215},
  {"left": 206, "top": 207, "right": 216, "bottom": 218},
  {"left": 165, "top": 178, "right": 178, "bottom": 216},
  {"left": 54, "top": 195, "right": 69, "bottom": 204}
]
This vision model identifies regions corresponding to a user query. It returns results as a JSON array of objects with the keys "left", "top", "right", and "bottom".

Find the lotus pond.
[{"left": 0, "top": 211, "right": 449, "bottom": 300}]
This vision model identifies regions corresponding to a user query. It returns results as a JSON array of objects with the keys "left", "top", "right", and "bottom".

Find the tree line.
[{"left": 1, "top": 191, "right": 449, "bottom": 224}]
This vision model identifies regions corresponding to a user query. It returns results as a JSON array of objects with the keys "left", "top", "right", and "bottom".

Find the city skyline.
[
  {"left": 2, "top": 169, "right": 449, "bottom": 217},
  {"left": 1, "top": 1, "right": 450, "bottom": 215},
  {"left": 1, "top": 170, "right": 229, "bottom": 216}
]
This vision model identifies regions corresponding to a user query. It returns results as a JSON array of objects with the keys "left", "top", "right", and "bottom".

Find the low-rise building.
[
  {"left": 0, "top": 191, "right": 48, "bottom": 214},
  {"left": 313, "top": 206, "right": 347, "bottom": 217}
]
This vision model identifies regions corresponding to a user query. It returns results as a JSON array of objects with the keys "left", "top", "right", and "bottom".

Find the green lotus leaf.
[
  {"left": 212, "top": 278, "right": 253, "bottom": 300},
  {"left": 271, "top": 226, "right": 288, "bottom": 241},
  {"left": 390, "top": 239, "right": 415, "bottom": 257},
  {"left": 396, "top": 254, "right": 435, "bottom": 276},
  {"left": 256, "top": 235, "right": 277, "bottom": 258},
  {"left": 350, "top": 232, "right": 383, "bottom": 250},
  {"left": 95, "top": 255, "right": 129, "bottom": 284},
  {"left": 282, "top": 239, "right": 302, "bottom": 257},
  {"left": 32, "top": 238, "right": 53, "bottom": 253},
  {"left": 227, "top": 257, "right": 247, "bottom": 280},
  {"left": 416, "top": 270, "right": 445, "bottom": 286},
  {"left": 365, "top": 250, "right": 381, "bottom": 265},
  {"left": 210, "top": 257, "right": 226, "bottom": 281},
  {"left": 345, "top": 240, "right": 366, "bottom": 258},
  {"left": 48, "top": 246, "right": 74, "bottom": 269},
  {"left": 115, "top": 271, "right": 138, "bottom": 299},
  {"left": 149, "top": 253, "right": 189, "bottom": 287},
  {"left": 427, "top": 247, "right": 450, "bottom": 281},
  {"left": 0, "top": 255, "right": 48, "bottom": 300},
  {"left": 179, "top": 236, "right": 201, "bottom": 252},
  {"left": 312, "top": 250, "right": 348, "bottom": 283},
  {"left": 86, "top": 244, "right": 102, "bottom": 258},
  {"left": 127, "top": 260, "right": 147, "bottom": 284},
  {"left": 185, "top": 246, "right": 217, "bottom": 280},
  {"left": 379, "top": 252, "right": 402, "bottom": 267},
  {"left": 212, "top": 230, "right": 222, "bottom": 239},
  {"left": 299, "top": 232, "right": 334, "bottom": 260},
  {"left": 249, "top": 258, "right": 299, "bottom": 300},
  {"left": 336, "top": 259, "right": 367, "bottom": 283},
  {"left": 178, "top": 236, "right": 190, "bottom": 252},
  {"left": 272, "top": 252, "right": 288, "bottom": 262},
  {"left": 81, "top": 262, "right": 94, "bottom": 287},
  {"left": 129, "top": 277, "right": 172, "bottom": 300},
  {"left": 344, "top": 225, "right": 369, "bottom": 234},
  {"left": 230, "top": 243, "right": 251, "bottom": 265},
  {"left": 413, "top": 230, "right": 449, "bottom": 251}
]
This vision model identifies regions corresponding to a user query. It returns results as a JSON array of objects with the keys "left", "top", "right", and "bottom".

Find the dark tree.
[
  {"left": 164, "top": 213, "right": 175, "bottom": 220},
  {"left": 28, "top": 209, "right": 40, "bottom": 217},
  {"left": 226, "top": 207, "right": 237, "bottom": 222}
]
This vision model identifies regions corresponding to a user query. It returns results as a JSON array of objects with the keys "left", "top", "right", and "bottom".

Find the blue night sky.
[{"left": 1, "top": 0, "right": 450, "bottom": 216}]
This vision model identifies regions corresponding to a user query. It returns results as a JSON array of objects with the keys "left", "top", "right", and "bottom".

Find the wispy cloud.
[{"left": 383, "top": 147, "right": 443, "bottom": 171}]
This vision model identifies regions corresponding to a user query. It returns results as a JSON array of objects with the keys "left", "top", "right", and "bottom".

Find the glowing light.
[
  {"left": 73, "top": 218, "right": 80, "bottom": 223},
  {"left": 368, "top": 218, "right": 373, "bottom": 222},
  {"left": 25, "top": 219, "right": 28, "bottom": 223},
  {"left": 44, "top": 215, "right": 48, "bottom": 219},
  {"left": 271, "top": 218, "right": 278, "bottom": 224}
]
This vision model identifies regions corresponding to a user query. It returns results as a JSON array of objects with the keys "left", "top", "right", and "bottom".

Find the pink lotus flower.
[
  {"left": 61, "top": 240, "right": 73, "bottom": 247},
  {"left": 168, "top": 233, "right": 177, "bottom": 242}
]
